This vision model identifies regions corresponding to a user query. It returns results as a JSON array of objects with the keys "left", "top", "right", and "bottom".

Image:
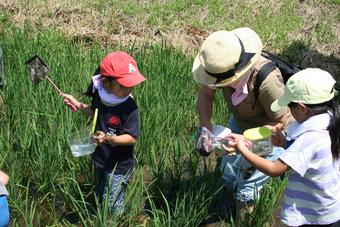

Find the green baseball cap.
[{"left": 271, "top": 68, "right": 336, "bottom": 112}]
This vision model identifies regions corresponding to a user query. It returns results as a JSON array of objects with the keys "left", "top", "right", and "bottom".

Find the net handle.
[{"left": 45, "top": 75, "right": 63, "bottom": 95}]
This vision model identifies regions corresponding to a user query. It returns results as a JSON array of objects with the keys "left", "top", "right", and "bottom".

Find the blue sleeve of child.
[{"left": 0, "top": 195, "right": 10, "bottom": 226}]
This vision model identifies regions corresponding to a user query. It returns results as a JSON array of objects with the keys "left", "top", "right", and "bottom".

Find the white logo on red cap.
[{"left": 128, "top": 63, "right": 137, "bottom": 73}]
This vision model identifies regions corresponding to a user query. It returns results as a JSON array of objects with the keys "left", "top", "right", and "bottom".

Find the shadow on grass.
[
  {"left": 144, "top": 156, "right": 235, "bottom": 227},
  {"left": 281, "top": 40, "right": 340, "bottom": 84}
]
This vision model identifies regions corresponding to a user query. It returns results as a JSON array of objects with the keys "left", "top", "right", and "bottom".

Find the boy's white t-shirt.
[
  {"left": 0, "top": 183, "right": 8, "bottom": 196},
  {"left": 279, "top": 113, "right": 340, "bottom": 226}
]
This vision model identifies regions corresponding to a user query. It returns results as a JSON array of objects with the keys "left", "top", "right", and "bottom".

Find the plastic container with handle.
[
  {"left": 69, "top": 128, "right": 96, "bottom": 157},
  {"left": 69, "top": 108, "right": 99, "bottom": 157}
]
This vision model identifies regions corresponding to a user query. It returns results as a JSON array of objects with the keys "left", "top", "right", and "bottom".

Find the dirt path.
[
  {"left": 1, "top": 1, "right": 339, "bottom": 79},
  {"left": 1, "top": 1, "right": 339, "bottom": 58}
]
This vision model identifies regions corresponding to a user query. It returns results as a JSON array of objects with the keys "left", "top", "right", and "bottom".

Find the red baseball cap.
[{"left": 100, "top": 51, "right": 146, "bottom": 87}]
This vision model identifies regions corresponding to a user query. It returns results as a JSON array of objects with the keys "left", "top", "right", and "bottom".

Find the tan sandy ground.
[
  {"left": 1, "top": 0, "right": 339, "bottom": 78},
  {"left": 0, "top": 0, "right": 339, "bottom": 58}
]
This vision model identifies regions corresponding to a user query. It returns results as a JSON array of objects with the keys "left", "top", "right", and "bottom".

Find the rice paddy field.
[{"left": 0, "top": 0, "right": 339, "bottom": 226}]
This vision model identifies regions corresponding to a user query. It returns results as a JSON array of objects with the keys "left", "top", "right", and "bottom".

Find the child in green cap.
[{"left": 226, "top": 68, "right": 340, "bottom": 226}]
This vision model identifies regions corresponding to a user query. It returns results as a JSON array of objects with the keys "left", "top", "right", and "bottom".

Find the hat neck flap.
[{"left": 204, "top": 37, "right": 255, "bottom": 84}]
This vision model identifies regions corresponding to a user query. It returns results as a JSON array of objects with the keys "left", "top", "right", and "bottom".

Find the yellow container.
[{"left": 243, "top": 127, "right": 272, "bottom": 156}]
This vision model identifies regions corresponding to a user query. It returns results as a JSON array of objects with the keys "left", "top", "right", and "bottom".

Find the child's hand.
[
  {"left": 226, "top": 133, "right": 252, "bottom": 153},
  {"left": 218, "top": 133, "right": 245, "bottom": 154},
  {"left": 93, "top": 131, "right": 107, "bottom": 145},
  {"left": 0, "top": 170, "right": 9, "bottom": 185},
  {"left": 272, "top": 129, "right": 286, "bottom": 147},
  {"left": 62, "top": 94, "right": 78, "bottom": 112}
]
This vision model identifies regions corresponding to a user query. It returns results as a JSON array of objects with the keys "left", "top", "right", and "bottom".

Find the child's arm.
[
  {"left": 62, "top": 94, "right": 94, "bottom": 116},
  {"left": 93, "top": 131, "right": 136, "bottom": 146},
  {"left": 0, "top": 170, "right": 9, "bottom": 186},
  {"left": 227, "top": 134, "right": 289, "bottom": 177}
]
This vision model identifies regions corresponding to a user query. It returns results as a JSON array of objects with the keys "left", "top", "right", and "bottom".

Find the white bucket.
[
  {"left": 212, "top": 125, "right": 231, "bottom": 138},
  {"left": 212, "top": 125, "right": 232, "bottom": 156}
]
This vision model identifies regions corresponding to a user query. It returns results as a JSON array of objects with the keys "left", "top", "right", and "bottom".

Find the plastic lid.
[
  {"left": 243, "top": 127, "right": 272, "bottom": 141},
  {"left": 212, "top": 125, "right": 231, "bottom": 138}
]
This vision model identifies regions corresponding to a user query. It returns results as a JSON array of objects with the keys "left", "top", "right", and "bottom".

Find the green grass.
[
  {"left": 315, "top": 19, "right": 337, "bottom": 44},
  {"left": 0, "top": 26, "right": 227, "bottom": 225},
  {"left": 330, "top": 0, "right": 340, "bottom": 5},
  {"left": 0, "top": 25, "right": 284, "bottom": 226},
  {"left": 0, "top": 0, "right": 339, "bottom": 225}
]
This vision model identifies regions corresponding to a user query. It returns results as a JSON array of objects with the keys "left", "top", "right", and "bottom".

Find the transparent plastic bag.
[{"left": 195, "top": 125, "right": 231, "bottom": 157}]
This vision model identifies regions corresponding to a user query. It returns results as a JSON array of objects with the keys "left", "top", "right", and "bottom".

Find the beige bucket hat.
[{"left": 192, "top": 27, "right": 263, "bottom": 87}]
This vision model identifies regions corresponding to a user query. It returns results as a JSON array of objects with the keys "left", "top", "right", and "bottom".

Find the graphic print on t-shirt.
[{"left": 107, "top": 115, "right": 121, "bottom": 137}]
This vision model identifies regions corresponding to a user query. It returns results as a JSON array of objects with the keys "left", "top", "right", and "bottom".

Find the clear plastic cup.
[
  {"left": 243, "top": 127, "right": 272, "bottom": 156},
  {"left": 212, "top": 125, "right": 232, "bottom": 157},
  {"left": 68, "top": 129, "right": 96, "bottom": 157}
]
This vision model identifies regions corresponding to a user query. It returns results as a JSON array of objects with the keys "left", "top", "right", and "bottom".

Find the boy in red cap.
[{"left": 62, "top": 51, "right": 145, "bottom": 214}]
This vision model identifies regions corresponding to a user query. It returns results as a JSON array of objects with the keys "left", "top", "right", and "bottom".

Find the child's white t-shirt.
[{"left": 279, "top": 113, "right": 340, "bottom": 226}]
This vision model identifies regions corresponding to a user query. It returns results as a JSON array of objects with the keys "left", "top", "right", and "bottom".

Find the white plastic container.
[
  {"left": 243, "top": 127, "right": 272, "bottom": 156},
  {"left": 212, "top": 125, "right": 232, "bottom": 157},
  {"left": 69, "top": 129, "right": 96, "bottom": 157}
]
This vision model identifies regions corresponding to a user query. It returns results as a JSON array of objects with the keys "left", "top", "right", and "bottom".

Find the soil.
[
  {"left": 1, "top": 1, "right": 339, "bottom": 79},
  {"left": 0, "top": 1, "right": 339, "bottom": 68}
]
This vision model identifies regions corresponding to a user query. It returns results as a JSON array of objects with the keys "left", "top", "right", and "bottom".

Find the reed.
[{"left": 1, "top": 26, "right": 283, "bottom": 226}]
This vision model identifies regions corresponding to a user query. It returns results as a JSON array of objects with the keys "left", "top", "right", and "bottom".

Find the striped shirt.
[{"left": 279, "top": 113, "right": 340, "bottom": 226}]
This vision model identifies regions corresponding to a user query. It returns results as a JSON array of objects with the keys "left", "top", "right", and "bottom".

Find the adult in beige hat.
[{"left": 192, "top": 27, "right": 292, "bottom": 220}]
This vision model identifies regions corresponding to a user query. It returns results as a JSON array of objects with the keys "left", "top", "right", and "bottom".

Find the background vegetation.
[{"left": 0, "top": 0, "right": 339, "bottom": 226}]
